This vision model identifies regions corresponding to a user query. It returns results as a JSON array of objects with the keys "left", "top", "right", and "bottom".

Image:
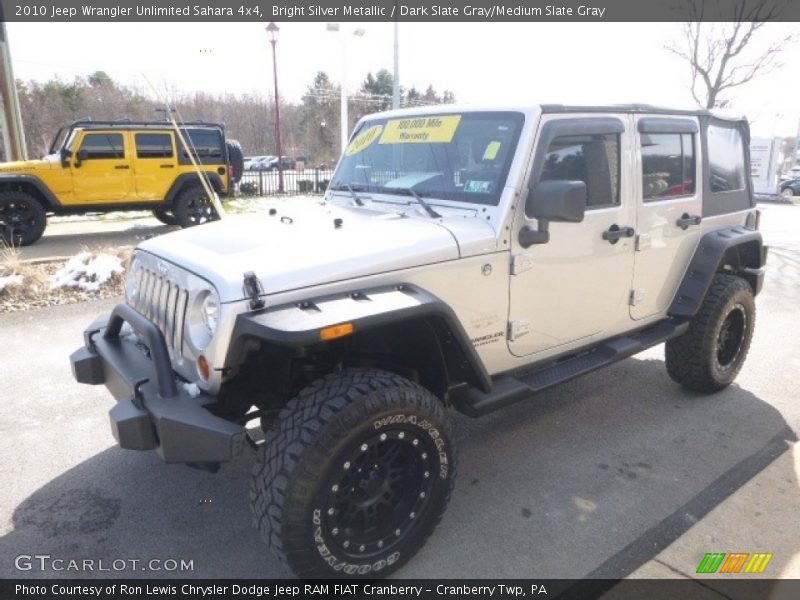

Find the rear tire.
[
  {"left": 0, "top": 191, "right": 47, "bottom": 246},
  {"left": 666, "top": 274, "right": 755, "bottom": 393},
  {"left": 173, "top": 185, "right": 219, "bottom": 228},
  {"left": 781, "top": 187, "right": 795, "bottom": 198},
  {"left": 152, "top": 207, "right": 179, "bottom": 226},
  {"left": 250, "top": 369, "right": 457, "bottom": 578}
]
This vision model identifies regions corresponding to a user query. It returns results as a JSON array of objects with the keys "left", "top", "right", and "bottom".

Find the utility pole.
[{"left": 0, "top": 22, "right": 27, "bottom": 161}]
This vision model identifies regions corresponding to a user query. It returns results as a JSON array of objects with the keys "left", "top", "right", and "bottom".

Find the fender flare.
[
  {"left": 164, "top": 172, "right": 224, "bottom": 205},
  {"left": 226, "top": 284, "right": 492, "bottom": 394},
  {"left": 0, "top": 174, "right": 61, "bottom": 209},
  {"left": 668, "top": 226, "right": 767, "bottom": 318}
]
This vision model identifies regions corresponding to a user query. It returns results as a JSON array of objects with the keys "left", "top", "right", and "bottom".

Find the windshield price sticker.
[
  {"left": 483, "top": 140, "right": 502, "bottom": 160},
  {"left": 345, "top": 124, "right": 384, "bottom": 156},
  {"left": 380, "top": 115, "right": 462, "bottom": 144}
]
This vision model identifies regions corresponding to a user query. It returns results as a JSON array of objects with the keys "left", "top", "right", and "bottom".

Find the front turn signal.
[{"left": 320, "top": 322, "right": 355, "bottom": 341}]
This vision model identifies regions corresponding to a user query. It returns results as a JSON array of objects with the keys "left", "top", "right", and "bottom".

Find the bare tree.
[{"left": 666, "top": 0, "right": 796, "bottom": 108}]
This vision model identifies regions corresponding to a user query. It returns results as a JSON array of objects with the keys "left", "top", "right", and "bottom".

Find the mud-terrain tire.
[
  {"left": 0, "top": 191, "right": 47, "bottom": 246},
  {"left": 226, "top": 139, "right": 244, "bottom": 183},
  {"left": 250, "top": 369, "right": 457, "bottom": 579},
  {"left": 152, "top": 207, "right": 179, "bottom": 226},
  {"left": 173, "top": 185, "right": 219, "bottom": 227},
  {"left": 666, "top": 274, "right": 755, "bottom": 393}
]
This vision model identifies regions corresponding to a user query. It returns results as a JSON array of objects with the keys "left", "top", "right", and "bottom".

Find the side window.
[
  {"left": 135, "top": 133, "right": 173, "bottom": 159},
  {"left": 181, "top": 129, "right": 223, "bottom": 162},
  {"left": 79, "top": 133, "right": 124, "bottom": 159},
  {"left": 707, "top": 124, "right": 746, "bottom": 192},
  {"left": 540, "top": 133, "right": 620, "bottom": 209},
  {"left": 641, "top": 133, "right": 695, "bottom": 200}
]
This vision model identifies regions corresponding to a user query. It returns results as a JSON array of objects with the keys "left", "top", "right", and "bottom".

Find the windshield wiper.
[
  {"left": 385, "top": 187, "right": 441, "bottom": 219},
  {"left": 329, "top": 182, "right": 365, "bottom": 206}
]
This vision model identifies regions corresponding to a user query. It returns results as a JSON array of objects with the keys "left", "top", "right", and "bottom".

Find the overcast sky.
[{"left": 6, "top": 21, "right": 799, "bottom": 137}]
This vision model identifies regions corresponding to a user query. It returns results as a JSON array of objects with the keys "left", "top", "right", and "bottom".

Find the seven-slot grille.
[{"left": 130, "top": 268, "right": 189, "bottom": 357}]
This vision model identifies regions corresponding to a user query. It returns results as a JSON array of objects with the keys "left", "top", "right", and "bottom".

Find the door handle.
[
  {"left": 114, "top": 165, "right": 130, "bottom": 170},
  {"left": 602, "top": 224, "right": 635, "bottom": 244},
  {"left": 160, "top": 164, "right": 174, "bottom": 168},
  {"left": 676, "top": 213, "right": 702, "bottom": 230}
]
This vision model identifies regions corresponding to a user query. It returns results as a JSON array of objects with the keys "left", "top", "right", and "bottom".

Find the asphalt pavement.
[{"left": 0, "top": 203, "right": 798, "bottom": 586}]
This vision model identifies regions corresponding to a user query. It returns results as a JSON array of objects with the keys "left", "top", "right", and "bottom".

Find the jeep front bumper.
[{"left": 70, "top": 304, "right": 247, "bottom": 464}]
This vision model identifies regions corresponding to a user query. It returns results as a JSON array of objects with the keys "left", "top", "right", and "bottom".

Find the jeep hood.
[{"left": 138, "top": 202, "right": 497, "bottom": 302}]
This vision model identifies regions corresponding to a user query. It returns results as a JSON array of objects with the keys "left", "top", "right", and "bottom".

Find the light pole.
[
  {"left": 392, "top": 20, "right": 400, "bottom": 109},
  {"left": 266, "top": 22, "right": 284, "bottom": 194},
  {"left": 327, "top": 23, "right": 365, "bottom": 156}
]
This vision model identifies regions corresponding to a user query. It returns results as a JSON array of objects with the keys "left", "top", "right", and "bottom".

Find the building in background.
[{"left": 750, "top": 137, "right": 784, "bottom": 195}]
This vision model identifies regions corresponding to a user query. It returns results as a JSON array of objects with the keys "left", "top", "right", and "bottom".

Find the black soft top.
[{"left": 539, "top": 104, "right": 746, "bottom": 122}]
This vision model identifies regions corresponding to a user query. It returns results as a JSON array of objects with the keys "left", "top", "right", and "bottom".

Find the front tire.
[
  {"left": 666, "top": 274, "right": 755, "bottom": 393},
  {"left": 0, "top": 191, "right": 47, "bottom": 246},
  {"left": 173, "top": 185, "right": 219, "bottom": 228},
  {"left": 781, "top": 187, "right": 796, "bottom": 198},
  {"left": 152, "top": 207, "right": 179, "bottom": 226},
  {"left": 250, "top": 369, "right": 456, "bottom": 578}
]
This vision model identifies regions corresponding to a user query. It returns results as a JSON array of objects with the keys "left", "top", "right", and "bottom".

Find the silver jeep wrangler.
[{"left": 71, "top": 104, "right": 766, "bottom": 578}]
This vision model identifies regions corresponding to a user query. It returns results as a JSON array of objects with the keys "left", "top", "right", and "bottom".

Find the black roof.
[
  {"left": 539, "top": 104, "right": 745, "bottom": 121},
  {"left": 66, "top": 118, "right": 224, "bottom": 130}
]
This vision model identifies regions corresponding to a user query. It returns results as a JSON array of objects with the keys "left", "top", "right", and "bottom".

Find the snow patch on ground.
[
  {"left": 0, "top": 274, "right": 23, "bottom": 293},
  {"left": 51, "top": 252, "right": 125, "bottom": 292},
  {"left": 182, "top": 382, "right": 201, "bottom": 398}
]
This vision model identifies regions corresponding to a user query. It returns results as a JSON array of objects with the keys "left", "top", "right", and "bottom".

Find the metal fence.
[{"left": 237, "top": 168, "right": 336, "bottom": 197}]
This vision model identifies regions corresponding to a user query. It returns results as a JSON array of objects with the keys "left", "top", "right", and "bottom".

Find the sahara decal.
[{"left": 346, "top": 124, "right": 384, "bottom": 156}]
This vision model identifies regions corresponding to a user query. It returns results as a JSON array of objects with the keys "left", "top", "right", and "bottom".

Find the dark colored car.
[
  {"left": 780, "top": 178, "right": 799, "bottom": 198},
  {"left": 265, "top": 156, "right": 296, "bottom": 171}
]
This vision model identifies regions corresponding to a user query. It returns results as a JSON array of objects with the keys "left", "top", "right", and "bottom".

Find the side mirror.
[
  {"left": 60, "top": 148, "right": 72, "bottom": 168},
  {"left": 75, "top": 148, "right": 89, "bottom": 167},
  {"left": 527, "top": 180, "right": 586, "bottom": 222},
  {"left": 519, "top": 180, "right": 587, "bottom": 248}
]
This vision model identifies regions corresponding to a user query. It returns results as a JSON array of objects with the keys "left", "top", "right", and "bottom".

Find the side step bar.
[{"left": 451, "top": 318, "right": 689, "bottom": 417}]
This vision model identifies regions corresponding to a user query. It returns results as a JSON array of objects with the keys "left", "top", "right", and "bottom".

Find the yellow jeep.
[{"left": 0, "top": 119, "right": 244, "bottom": 245}]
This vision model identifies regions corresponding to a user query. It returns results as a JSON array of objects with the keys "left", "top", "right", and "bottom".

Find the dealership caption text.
[
  {"left": 16, "top": 584, "right": 549, "bottom": 597},
  {"left": 277, "top": 4, "right": 607, "bottom": 18},
  {"left": 13, "top": 3, "right": 607, "bottom": 20}
]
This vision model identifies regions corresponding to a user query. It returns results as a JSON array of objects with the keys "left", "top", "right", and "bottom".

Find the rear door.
[
  {"left": 132, "top": 131, "right": 177, "bottom": 201},
  {"left": 630, "top": 116, "right": 703, "bottom": 320}
]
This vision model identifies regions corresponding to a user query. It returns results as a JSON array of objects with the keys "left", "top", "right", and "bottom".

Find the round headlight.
[
  {"left": 200, "top": 290, "right": 220, "bottom": 335},
  {"left": 125, "top": 255, "right": 142, "bottom": 303}
]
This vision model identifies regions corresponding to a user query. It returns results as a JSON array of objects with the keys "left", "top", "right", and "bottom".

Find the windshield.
[
  {"left": 47, "top": 127, "right": 68, "bottom": 156},
  {"left": 47, "top": 128, "right": 80, "bottom": 157},
  {"left": 330, "top": 111, "right": 524, "bottom": 206}
]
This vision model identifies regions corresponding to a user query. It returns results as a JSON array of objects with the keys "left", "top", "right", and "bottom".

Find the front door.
[
  {"left": 71, "top": 131, "right": 132, "bottom": 203},
  {"left": 630, "top": 116, "right": 703, "bottom": 320},
  {"left": 508, "top": 114, "right": 636, "bottom": 357}
]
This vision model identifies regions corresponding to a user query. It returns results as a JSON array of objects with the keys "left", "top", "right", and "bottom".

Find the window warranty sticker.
[{"left": 380, "top": 115, "right": 462, "bottom": 144}]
